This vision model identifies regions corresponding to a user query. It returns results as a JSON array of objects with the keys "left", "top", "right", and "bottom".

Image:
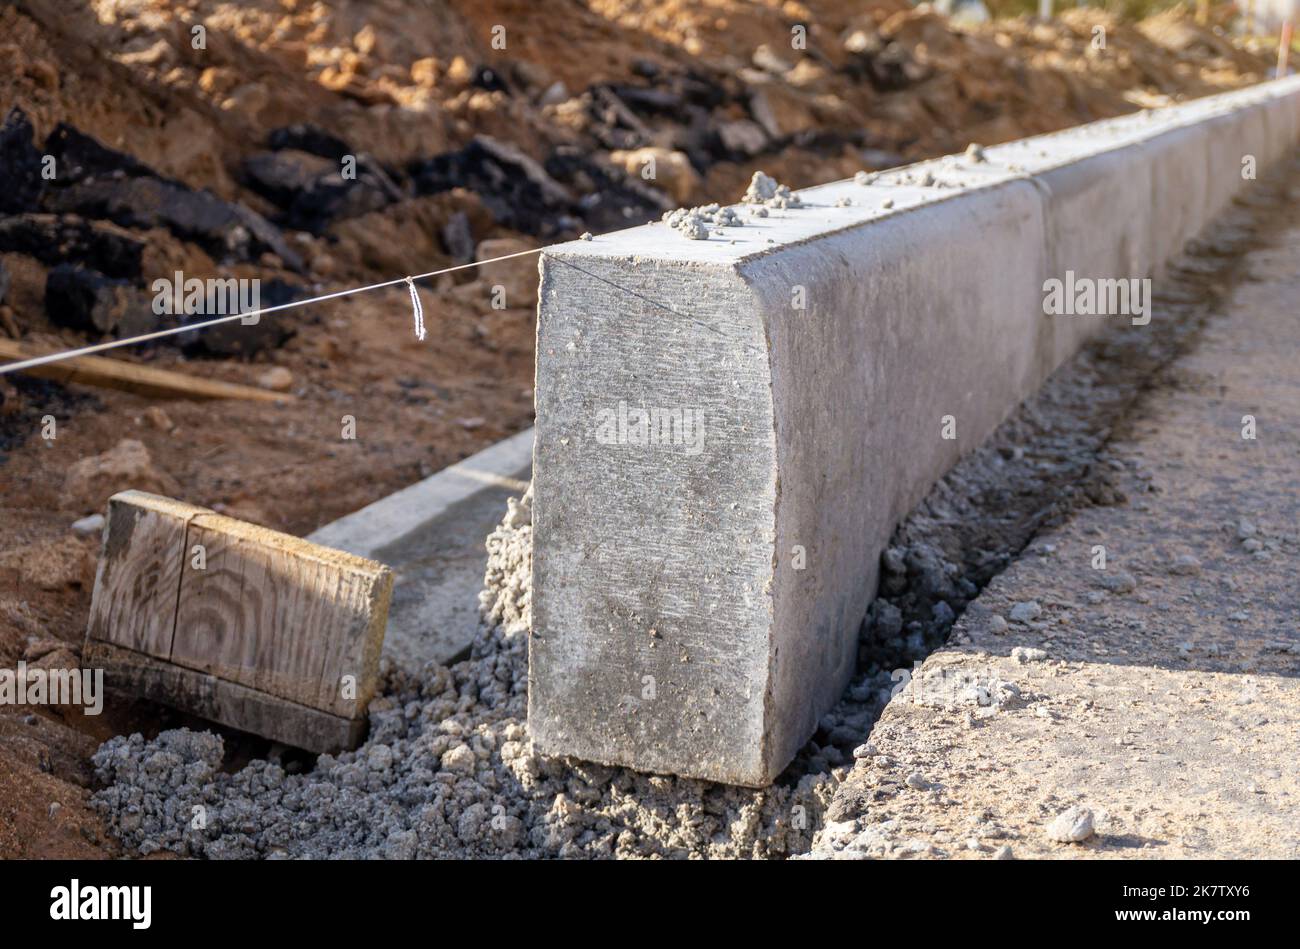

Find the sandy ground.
[{"left": 812, "top": 174, "right": 1300, "bottom": 860}]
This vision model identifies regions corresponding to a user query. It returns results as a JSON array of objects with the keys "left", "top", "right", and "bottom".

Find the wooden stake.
[{"left": 0, "top": 340, "right": 295, "bottom": 403}]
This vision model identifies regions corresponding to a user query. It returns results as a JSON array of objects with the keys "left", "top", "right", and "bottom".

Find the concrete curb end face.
[
  {"left": 530, "top": 77, "right": 1300, "bottom": 786},
  {"left": 530, "top": 255, "right": 778, "bottom": 786}
]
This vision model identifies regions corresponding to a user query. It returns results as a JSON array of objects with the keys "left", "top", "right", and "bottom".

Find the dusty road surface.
[{"left": 812, "top": 177, "right": 1300, "bottom": 860}]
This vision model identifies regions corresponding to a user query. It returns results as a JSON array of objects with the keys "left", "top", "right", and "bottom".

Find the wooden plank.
[
  {"left": 85, "top": 641, "right": 367, "bottom": 753},
  {"left": 85, "top": 492, "right": 393, "bottom": 748},
  {"left": 316, "top": 568, "right": 388, "bottom": 717},
  {"left": 86, "top": 491, "right": 210, "bottom": 656},
  {"left": 0, "top": 339, "right": 294, "bottom": 403},
  {"left": 169, "top": 513, "right": 391, "bottom": 719}
]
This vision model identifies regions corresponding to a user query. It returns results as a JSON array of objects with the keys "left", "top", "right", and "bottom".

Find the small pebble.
[
  {"left": 1046, "top": 805, "right": 1095, "bottom": 843},
  {"left": 1095, "top": 569, "right": 1138, "bottom": 594},
  {"left": 257, "top": 366, "right": 294, "bottom": 392},
  {"left": 143, "top": 406, "right": 174, "bottom": 431},
  {"left": 71, "top": 513, "right": 105, "bottom": 537},
  {"left": 1009, "top": 601, "right": 1042, "bottom": 624}
]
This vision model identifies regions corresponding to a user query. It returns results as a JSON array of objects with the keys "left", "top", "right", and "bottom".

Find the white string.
[
  {"left": 406, "top": 276, "right": 425, "bottom": 341},
  {"left": 0, "top": 247, "right": 547, "bottom": 375}
]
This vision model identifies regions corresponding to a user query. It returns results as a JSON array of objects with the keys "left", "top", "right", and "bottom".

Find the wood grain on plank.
[
  {"left": 170, "top": 513, "right": 391, "bottom": 718},
  {"left": 86, "top": 492, "right": 392, "bottom": 739},
  {"left": 170, "top": 520, "right": 256, "bottom": 689},
  {"left": 86, "top": 491, "right": 210, "bottom": 656}
]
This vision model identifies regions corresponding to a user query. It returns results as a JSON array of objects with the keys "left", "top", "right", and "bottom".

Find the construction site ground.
[{"left": 0, "top": 1, "right": 1292, "bottom": 857}]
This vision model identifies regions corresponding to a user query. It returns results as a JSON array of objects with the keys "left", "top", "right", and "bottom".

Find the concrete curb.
[
  {"left": 309, "top": 427, "right": 533, "bottom": 669},
  {"left": 530, "top": 77, "right": 1300, "bottom": 785}
]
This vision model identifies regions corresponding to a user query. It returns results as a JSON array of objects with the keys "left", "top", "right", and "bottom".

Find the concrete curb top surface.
[
  {"left": 310, "top": 428, "right": 533, "bottom": 669},
  {"left": 544, "top": 76, "right": 1300, "bottom": 267},
  {"left": 309, "top": 429, "right": 533, "bottom": 560},
  {"left": 529, "top": 77, "right": 1300, "bottom": 787}
]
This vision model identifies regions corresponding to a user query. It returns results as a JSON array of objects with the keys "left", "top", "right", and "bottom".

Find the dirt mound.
[{"left": 0, "top": 2, "right": 1276, "bottom": 346}]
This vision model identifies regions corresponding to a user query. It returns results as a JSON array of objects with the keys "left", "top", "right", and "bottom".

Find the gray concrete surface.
[
  {"left": 308, "top": 428, "right": 532, "bottom": 670},
  {"left": 812, "top": 189, "right": 1300, "bottom": 858},
  {"left": 530, "top": 77, "right": 1300, "bottom": 786}
]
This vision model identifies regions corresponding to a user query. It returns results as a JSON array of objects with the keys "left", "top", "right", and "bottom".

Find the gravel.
[{"left": 91, "top": 489, "right": 837, "bottom": 859}]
